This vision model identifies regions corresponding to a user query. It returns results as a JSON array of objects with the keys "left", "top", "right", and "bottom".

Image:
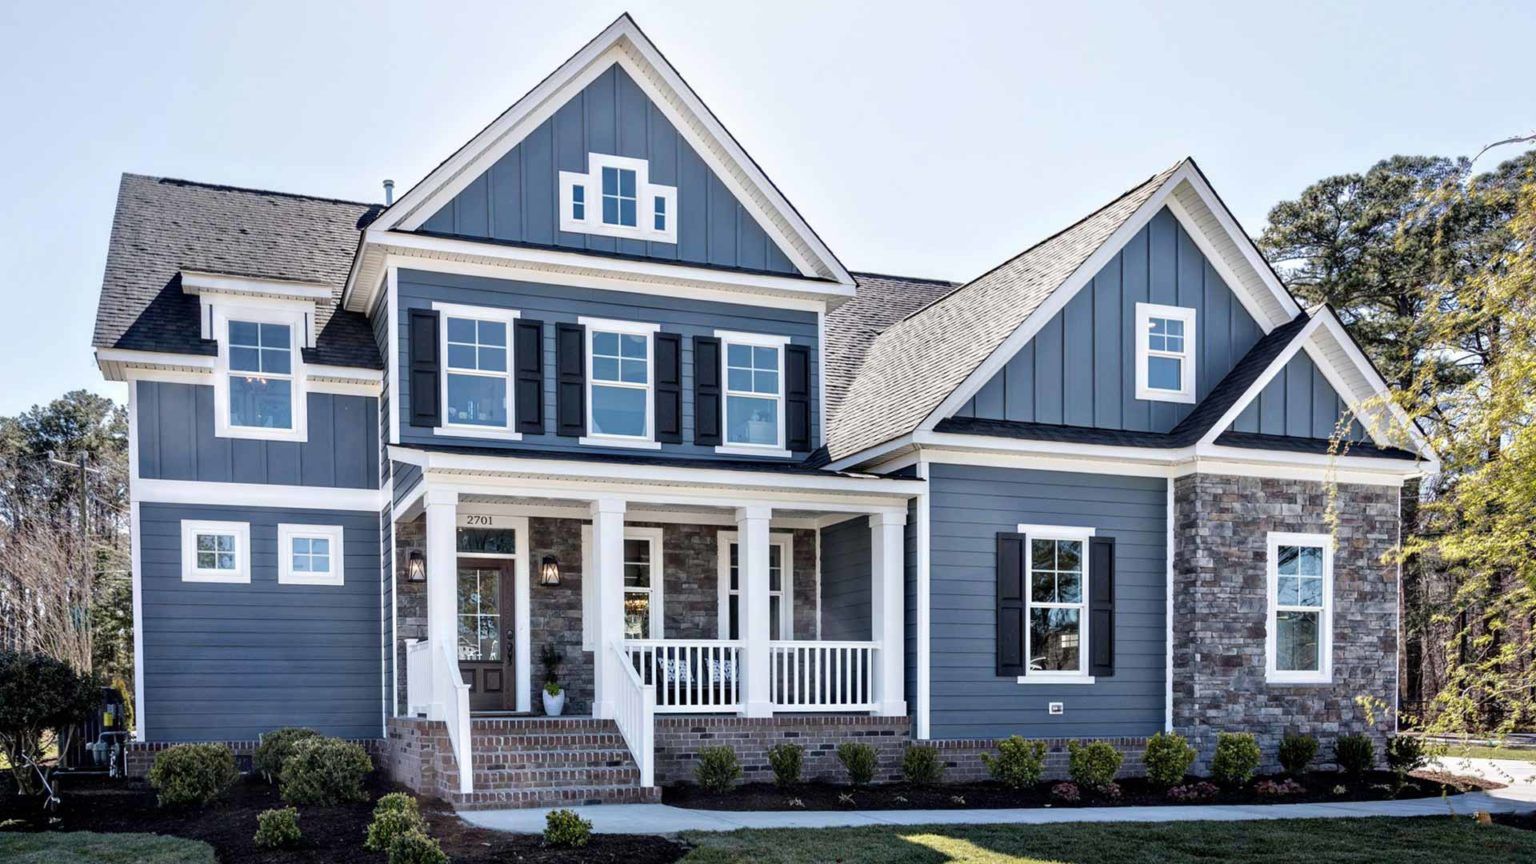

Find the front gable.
[
  {"left": 1229, "top": 349, "right": 1366, "bottom": 442},
  {"left": 420, "top": 63, "right": 800, "bottom": 275}
]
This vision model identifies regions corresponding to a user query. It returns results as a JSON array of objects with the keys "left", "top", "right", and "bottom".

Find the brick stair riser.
[
  {"left": 470, "top": 734, "right": 627, "bottom": 750},
  {"left": 471, "top": 767, "right": 641, "bottom": 789},
  {"left": 448, "top": 785, "right": 662, "bottom": 810},
  {"left": 470, "top": 752, "right": 632, "bottom": 770}
]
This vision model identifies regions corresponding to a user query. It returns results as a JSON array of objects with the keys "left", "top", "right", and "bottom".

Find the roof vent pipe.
[{"left": 383, "top": 179, "right": 395, "bottom": 205}]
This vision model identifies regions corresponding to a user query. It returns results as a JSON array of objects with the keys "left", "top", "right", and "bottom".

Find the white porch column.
[
  {"left": 737, "top": 505, "right": 774, "bottom": 717},
  {"left": 870, "top": 510, "right": 907, "bottom": 717},
  {"left": 423, "top": 488, "right": 459, "bottom": 715},
  {"left": 590, "top": 497, "right": 626, "bottom": 720}
]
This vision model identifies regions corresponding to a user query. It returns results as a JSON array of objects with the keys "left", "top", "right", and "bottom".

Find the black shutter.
[
  {"left": 1089, "top": 536, "right": 1116, "bottom": 677},
  {"left": 407, "top": 309, "right": 440, "bottom": 427},
  {"left": 654, "top": 332, "right": 683, "bottom": 444},
  {"left": 555, "top": 323, "right": 585, "bottom": 437},
  {"left": 785, "top": 344, "right": 812, "bottom": 452},
  {"left": 514, "top": 319, "right": 544, "bottom": 434},
  {"left": 996, "top": 532, "right": 1027, "bottom": 677},
  {"left": 693, "top": 336, "right": 722, "bottom": 445}
]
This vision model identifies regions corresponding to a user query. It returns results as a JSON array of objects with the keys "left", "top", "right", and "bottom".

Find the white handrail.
[
  {"left": 434, "top": 639, "right": 473, "bottom": 794},
  {"left": 623, "top": 639, "right": 743, "bottom": 712},
  {"left": 769, "top": 641, "right": 878, "bottom": 711},
  {"left": 610, "top": 641, "right": 655, "bottom": 787}
]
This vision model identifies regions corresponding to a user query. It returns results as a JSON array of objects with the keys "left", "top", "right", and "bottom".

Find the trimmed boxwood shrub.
[
  {"left": 837, "top": 742, "right": 878, "bottom": 787},
  {"left": 901, "top": 744, "right": 944, "bottom": 786},
  {"left": 695, "top": 745, "right": 742, "bottom": 793},
  {"left": 253, "top": 807, "right": 301, "bottom": 848},
  {"left": 544, "top": 808, "right": 593, "bottom": 848},
  {"left": 1334, "top": 734, "right": 1375, "bottom": 779},
  {"left": 387, "top": 830, "right": 447, "bottom": 864},
  {"left": 1142, "top": 732, "right": 1196, "bottom": 787},
  {"left": 1211, "top": 732, "right": 1262, "bottom": 787},
  {"left": 1279, "top": 733, "right": 1319, "bottom": 777},
  {"left": 767, "top": 743, "right": 804, "bottom": 788},
  {"left": 366, "top": 797, "right": 427, "bottom": 853},
  {"left": 1067, "top": 740, "right": 1122, "bottom": 791},
  {"left": 279, "top": 737, "right": 372, "bottom": 805},
  {"left": 148, "top": 743, "right": 239, "bottom": 807},
  {"left": 981, "top": 736, "right": 1047, "bottom": 789},
  {"left": 253, "top": 727, "right": 319, "bottom": 782}
]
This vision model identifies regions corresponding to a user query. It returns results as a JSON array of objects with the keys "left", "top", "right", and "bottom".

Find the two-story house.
[{"left": 93, "top": 15, "right": 1435, "bottom": 809}]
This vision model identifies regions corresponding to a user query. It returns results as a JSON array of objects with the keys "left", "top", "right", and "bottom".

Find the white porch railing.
[
  {"left": 433, "top": 640, "right": 473, "bottom": 794},
  {"left": 623, "top": 639, "right": 743, "bottom": 712},
  {"left": 610, "top": 641, "right": 656, "bottom": 786},
  {"left": 405, "top": 639, "right": 431, "bottom": 715},
  {"left": 769, "top": 641, "right": 878, "bottom": 711}
]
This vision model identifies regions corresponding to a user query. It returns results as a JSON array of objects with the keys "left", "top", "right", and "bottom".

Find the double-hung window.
[
  {"left": 436, "top": 304, "right": 520, "bottom": 438},
  {"left": 1019, "top": 524, "right": 1094, "bottom": 680},
  {"left": 717, "top": 533, "right": 793, "bottom": 641},
  {"left": 278, "top": 524, "right": 345, "bottom": 586},
  {"left": 623, "top": 528, "right": 664, "bottom": 639},
  {"left": 717, "top": 331, "right": 789, "bottom": 455},
  {"left": 558, "top": 153, "right": 678, "bottom": 243},
  {"left": 1266, "top": 532, "right": 1333, "bottom": 683},
  {"left": 228, "top": 320, "right": 295, "bottom": 430},
  {"left": 1134, "top": 303, "right": 1196, "bottom": 403},
  {"left": 180, "top": 520, "right": 250, "bottom": 584},
  {"left": 581, "top": 318, "right": 659, "bottom": 447}
]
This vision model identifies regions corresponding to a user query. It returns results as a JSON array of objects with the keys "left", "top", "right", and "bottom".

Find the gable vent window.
[
  {"left": 1135, "top": 303, "right": 1196, "bottom": 403},
  {"left": 560, "top": 153, "right": 677, "bottom": 244}
]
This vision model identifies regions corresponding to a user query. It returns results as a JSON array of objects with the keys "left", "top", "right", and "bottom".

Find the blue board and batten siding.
[
  {"left": 422, "top": 64, "right": 798, "bottom": 275},
  {"left": 926, "top": 463, "right": 1166, "bottom": 740},
  {"left": 139, "top": 503, "right": 383, "bottom": 741},
  {"left": 1233, "top": 350, "right": 1361, "bottom": 440},
  {"left": 396, "top": 268, "right": 819, "bottom": 457}
]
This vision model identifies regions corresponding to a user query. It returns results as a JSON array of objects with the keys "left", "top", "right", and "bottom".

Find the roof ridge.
[
  {"left": 849, "top": 270, "right": 959, "bottom": 286},
  {"left": 124, "top": 173, "right": 379, "bottom": 209}
]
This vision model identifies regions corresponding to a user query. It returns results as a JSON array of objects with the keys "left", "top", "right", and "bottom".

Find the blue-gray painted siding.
[
  {"left": 135, "top": 381, "right": 379, "bottom": 489},
  {"left": 397, "top": 269, "right": 819, "bottom": 458},
  {"left": 1232, "top": 350, "right": 1364, "bottom": 440},
  {"left": 422, "top": 64, "right": 797, "bottom": 275},
  {"left": 818, "top": 517, "right": 870, "bottom": 641},
  {"left": 955, "top": 208, "right": 1263, "bottom": 433},
  {"left": 927, "top": 463, "right": 1166, "bottom": 740},
  {"left": 138, "top": 503, "right": 384, "bottom": 741}
]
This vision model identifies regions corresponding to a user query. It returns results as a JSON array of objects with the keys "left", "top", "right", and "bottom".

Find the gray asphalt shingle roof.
[{"left": 824, "top": 272, "right": 960, "bottom": 425}]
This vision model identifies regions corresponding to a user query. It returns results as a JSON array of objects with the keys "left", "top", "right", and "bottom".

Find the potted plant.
[{"left": 540, "top": 644, "right": 566, "bottom": 716}]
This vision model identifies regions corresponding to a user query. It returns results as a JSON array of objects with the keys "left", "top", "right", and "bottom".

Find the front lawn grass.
[
  {"left": 680, "top": 817, "right": 1536, "bottom": 863},
  {"left": 0, "top": 832, "right": 216, "bottom": 864},
  {"left": 1435, "top": 743, "right": 1536, "bottom": 764}
]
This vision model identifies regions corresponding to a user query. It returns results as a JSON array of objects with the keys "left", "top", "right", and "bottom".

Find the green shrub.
[
  {"left": 1067, "top": 740, "right": 1122, "bottom": 791},
  {"left": 1334, "top": 734, "right": 1375, "bottom": 779},
  {"left": 836, "top": 742, "right": 877, "bottom": 786},
  {"left": 373, "top": 792, "right": 420, "bottom": 817},
  {"left": 766, "top": 743, "right": 804, "bottom": 788},
  {"left": 695, "top": 745, "right": 742, "bottom": 793},
  {"left": 279, "top": 737, "right": 372, "bottom": 805},
  {"left": 1210, "top": 732, "right": 1261, "bottom": 787},
  {"left": 253, "top": 727, "right": 319, "bottom": 782},
  {"left": 1385, "top": 736, "right": 1426, "bottom": 777},
  {"left": 148, "top": 743, "right": 239, "bottom": 807},
  {"left": 543, "top": 808, "right": 592, "bottom": 848},
  {"left": 0, "top": 649, "right": 99, "bottom": 797},
  {"left": 366, "top": 806, "right": 427, "bottom": 853},
  {"left": 253, "top": 807, "right": 301, "bottom": 849},
  {"left": 1141, "top": 732, "right": 1196, "bottom": 787},
  {"left": 901, "top": 745, "right": 944, "bottom": 786},
  {"left": 981, "top": 736, "right": 1047, "bottom": 789},
  {"left": 1279, "top": 733, "right": 1319, "bottom": 777},
  {"left": 387, "top": 830, "right": 447, "bottom": 864}
]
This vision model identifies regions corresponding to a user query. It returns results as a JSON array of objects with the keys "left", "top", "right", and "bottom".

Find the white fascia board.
[
  {"left": 1195, "top": 312, "right": 1326, "bottom": 446},
  {"left": 1308, "top": 310, "right": 1439, "bottom": 467},
  {"left": 1171, "top": 165, "right": 1302, "bottom": 323},
  {"left": 180, "top": 271, "right": 333, "bottom": 301},
  {"left": 136, "top": 478, "right": 386, "bottom": 511},
  {"left": 307, "top": 364, "right": 384, "bottom": 383},
  {"left": 97, "top": 348, "right": 217, "bottom": 382}
]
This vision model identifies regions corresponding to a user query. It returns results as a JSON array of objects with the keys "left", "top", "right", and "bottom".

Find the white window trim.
[
  {"left": 716, "top": 531, "right": 794, "bottom": 640},
  {"left": 1014, "top": 523, "right": 1095, "bottom": 684},
  {"left": 212, "top": 303, "right": 308, "bottom": 442},
  {"left": 624, "top": 525, "right": 665, "bottom": 640},
  {"left": 1134, "top": 302, "right": 1197, "bottom": 404},
  {"left": 433, "top": 302, "right": 522, "bottom": 441},
  {"left": 715, "top": 330, "right": 791, "bottom": 458},
  {"left": 1266, "top": 531, "right": 1334, "bottom": 684},
  {"left": 579, "top": 316, "right": 662, "bottom": 450},
  {"left": 581, "top": 525, "right": 666, "bottom": 646},
  {"left": 180, "top": 520, "right": 251, "bottom": 584},
  {"left": 558, "top": 153, "right": 679, "bottom": 244},
  {"left": 277, "top": 523, "right": 345, "bottom": 587}
]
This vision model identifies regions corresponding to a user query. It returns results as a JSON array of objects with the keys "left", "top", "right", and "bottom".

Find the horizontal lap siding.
[
  {"left": 927, "top": 463, "right": 1166, "bottom": 740},
  {"left": 396, "top": 269, "right": 819, "bottom": 458},
  {"left": 818, "top": 516, "right": 870, "bottom": 641},
  {"left": 139, "top": 503, "right": 384, "bottom": 741}
]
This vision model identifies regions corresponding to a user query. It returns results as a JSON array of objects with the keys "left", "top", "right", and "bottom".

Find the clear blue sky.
[{"left": 1, "top": 0, "right": 1531, "bottom": 415}]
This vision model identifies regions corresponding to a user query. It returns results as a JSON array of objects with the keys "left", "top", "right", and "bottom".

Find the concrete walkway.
[{"left": 460, "top": 757, "right": 1536, "bottom": 835}]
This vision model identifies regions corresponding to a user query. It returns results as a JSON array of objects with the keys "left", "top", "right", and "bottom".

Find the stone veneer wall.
[
  {"left": 1171, "top": 474, "right": 1399, "bottom": 772},
  {"left": 394, "top": 515, "right": 425, "bottom": 715},
  {"left": 528, "top": 517, "right": 593, "bottom": 714}
]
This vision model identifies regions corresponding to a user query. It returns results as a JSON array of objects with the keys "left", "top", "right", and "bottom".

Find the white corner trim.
[
  {"left": 1164, "top": 478, "right": 1175, "bottom": 732},
  {"left": 1264, "top": 530, "right": 1335, "bottom": 685},
  {"left": 277, "top": 523, "right": 346, "bottom": 587},
  {"left": 1133, "top": 302, "right": 1197, "bottom": 404},
  {"left": 180, "top": 520, "right": 251, "bottom": 584},
  {"left": 914, "top": 457, "right": 931, "bottom": 740}
]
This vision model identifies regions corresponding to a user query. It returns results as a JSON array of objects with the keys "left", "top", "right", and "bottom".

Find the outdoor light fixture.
[
  {"left": 540, "top": 555, "right": 561, "bottom": 586},
  {"left": 406, "top": 549, "right": 426, "bottom": 582}
]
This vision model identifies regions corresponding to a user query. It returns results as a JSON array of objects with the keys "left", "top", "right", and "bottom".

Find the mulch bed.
[
  {"left": 0, "top": 773, "right": 686, "bottom": 864},
  {"left": 662, "top": 770, "right": 1500, "bottom": 811}
]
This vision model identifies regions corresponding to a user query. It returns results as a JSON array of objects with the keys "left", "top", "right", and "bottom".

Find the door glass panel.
[
  {"left": 457, "top": 528, "right": 516, "bottom": 555},
  {"left": 457, "top": 567, "right": 502, "bottom": 661}
]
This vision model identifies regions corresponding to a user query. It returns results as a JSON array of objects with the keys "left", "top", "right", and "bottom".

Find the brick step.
[
  {"left": 469, "top": 748, "right": 634, "bottom": 769},
  {"left": 447, "top": 784, "right": 661, "bottom": 811},
  {"left": 470, "top": 717, "right": 614, "bottom": 732},
  {"left": 470, "top": 766, "right": 642, "bottom": 790},
  {"left": 470, "top": 733, "right": 628, "bottom": 750}
]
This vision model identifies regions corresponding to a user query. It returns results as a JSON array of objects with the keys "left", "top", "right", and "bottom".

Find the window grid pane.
[
  {"left": 1026, "top": 538, "right": 1085, "bottom": 673},
  {"left": 601, "top": 167, "right": 638, "bottom": 227},
  {"left": 195, "top": 533, "right": 237, "bottom": 570}
]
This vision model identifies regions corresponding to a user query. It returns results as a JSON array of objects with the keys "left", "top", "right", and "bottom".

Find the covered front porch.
[{"left": 389, "top": 447, "right": 922, "bottom": 794}]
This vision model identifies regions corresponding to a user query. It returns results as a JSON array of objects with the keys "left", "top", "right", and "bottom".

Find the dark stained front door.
[{"left": 457, "top": 559, "right": 515, "bottom": 711}]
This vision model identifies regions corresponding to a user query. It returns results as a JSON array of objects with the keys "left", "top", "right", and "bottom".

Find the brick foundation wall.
[
  {"left": 928, "top": 737, "right": 1149, "bottom": 783},
  {"left": 656, "top": 715, "right": 911, "bottom": 784},
  {"left": 125, "top": 738, "right": 382, "bottom": 779},
  {"left": 1171, "top": 474, "right": 1399, "bottom": 772},
  {"left": 381, "top": 717, "right": 450, "bottom": 797}
]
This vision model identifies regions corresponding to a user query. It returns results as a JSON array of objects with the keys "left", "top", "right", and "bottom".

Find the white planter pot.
[{"left": 542, "top": 689, "right": 566, "bottom": 717}]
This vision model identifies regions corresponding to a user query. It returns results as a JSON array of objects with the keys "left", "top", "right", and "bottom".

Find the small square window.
[
  {"left": 181, "top": 521, "right": 250, "bottom": 583},
  {"left": 279, "top": 524, "right": 345, "bottom": 586},
  {"left": 571, "top": 184, "right": 586, "bottom": 220}
]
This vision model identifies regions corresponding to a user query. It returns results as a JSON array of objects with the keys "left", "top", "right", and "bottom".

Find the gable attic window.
[
  {"left": 211, "top": 304, "right": 308, "bottom": 442},
  {"left": 560, "top": 153, "right": 678, "bottom": 244},
  {"left": 1134, "top": 303, "right": 1197, "bottom": 403}
]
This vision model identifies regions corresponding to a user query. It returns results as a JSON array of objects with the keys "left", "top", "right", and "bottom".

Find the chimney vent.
[{"left": 383, "top": 179, "right": 395, "bottom": 205}]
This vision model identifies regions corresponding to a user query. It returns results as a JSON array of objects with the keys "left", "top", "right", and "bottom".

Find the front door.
[{"left": 457, "top": 558, "right": 515, "bottom": 711}]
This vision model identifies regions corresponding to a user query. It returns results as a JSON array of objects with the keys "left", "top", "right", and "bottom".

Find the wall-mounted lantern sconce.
[
  {"left": 540, "top": 555, "right": 561, "bottom": 586},
  {"left": 406, "top": 549, "right": 427, "bottom": 583}
]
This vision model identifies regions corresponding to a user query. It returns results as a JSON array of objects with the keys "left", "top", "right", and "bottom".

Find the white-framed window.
[
  {"left": 1266, "top": 531, "right": 1334, "bottom": 684},
  {"left": 180, "top": 520, "right": 251, "bottom": 584},
  {"left": 212, "top": 303, "right": 308, "bottom": 441},
  {"left": 559, "top": 153, "right": 678, "bottom": 244},
  {"left": 716, "top": 532, "right": 794, "bottom": 641},
  {"left": 434, "top": 302, "right": 521, "bottom": 440},
  {"left": 1134, "top": 303, "right": 1197, "bottom": 403},
  {"left": 277, "top": 524, "right": 345, "bottom": 586},
  {"left": 716, "top": 330, "right": 790, "bottom": 457},
  {"left": 1017, "top": 523, "right": 1095, "bottom": 683},
  {"left": 580, "top": 525, "right": 665, "bottom": 647},
  {"left": 580, "top": 317, "right": 660, "bottom": 449}
]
